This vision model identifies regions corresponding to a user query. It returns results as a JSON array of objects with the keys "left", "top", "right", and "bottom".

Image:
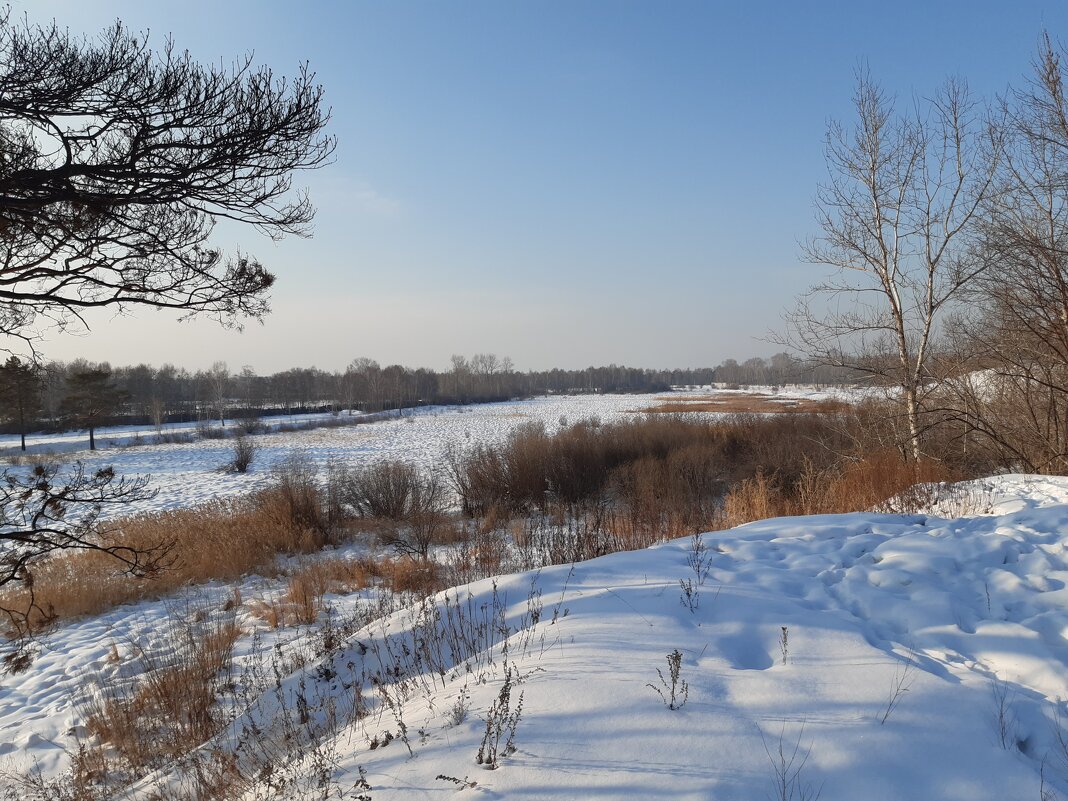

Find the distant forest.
[{"left": 0, "top": 352, "right": 860, "bottom": 435}]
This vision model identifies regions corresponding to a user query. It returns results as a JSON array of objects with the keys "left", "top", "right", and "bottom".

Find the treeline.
[{"left": 0, "top": 352, "right": 859, "bottom": 444}]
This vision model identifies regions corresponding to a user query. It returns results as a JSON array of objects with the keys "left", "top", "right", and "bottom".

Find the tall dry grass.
[
  {"left": 81, "top": 614, "right": 240, "bottom": 770},
  {"left": 2, "top": 481, "right": 335, "bottom": 631},
  {"left": 717, "top": 449, "right": 958, "bottom": 528},
  {"left": 454, "top": 408, "right": 970, "bottom": 550}
]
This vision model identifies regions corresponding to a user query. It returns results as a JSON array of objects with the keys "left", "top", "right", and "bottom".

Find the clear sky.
[{"left": 17, "top": 1, "right": 1068, "bottom": 373}]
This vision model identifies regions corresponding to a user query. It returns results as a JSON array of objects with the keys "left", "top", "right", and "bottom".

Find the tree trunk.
[
  {"left": 904, "top": 384, "right": 921, "bottom": 463},
  {"left": 19, "top": 432, "right": 25, "bottom": 452},
  {"left": 89, "top": 427, "right": 95, "bottom": 450}
]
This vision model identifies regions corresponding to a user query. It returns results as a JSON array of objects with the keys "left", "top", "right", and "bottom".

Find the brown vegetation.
[
  {"left": 4, "top": 398, "right": 980, "bottom": 633},
  {"left": 638, "top": 393, "right": 850, "bottom": 415},
  {"left": 450, "top": 406, "right": 973, "bottom": 555},
  {"left": 717, "top": 449, "right": 956, "bottom": 528},
  {"left": 246, "top": 555, "right": 443, "bottom": 629},
  {"left": 81, "top": 614, "right": 240, "bottom": 771},
  {"left": 1, "top": 464, "right": 336, "bottom": 630}
]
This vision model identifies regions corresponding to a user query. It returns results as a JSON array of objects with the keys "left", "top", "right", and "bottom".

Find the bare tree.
[
  {"left": 784, "top": 70, "right": 1000, "bottom": 461},
  {"left": 148, "top": 396, "right": 166, "bottom": 437},
  {"left": 348, "top": 357, "right": 381, "bottom": 411},
  {"left": 943, "top": 37, "right": 1068, "bottom": 472},
  {"left": 207, "top": 361, "right": 230, "bottom": 427}
]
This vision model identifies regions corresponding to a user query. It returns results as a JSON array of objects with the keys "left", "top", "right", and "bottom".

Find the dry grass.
[
  {"left": 639, "top": 393, "right": 850, "bottom": 415},
  {"left": 361, "top": 555, "right": 445, "bottom": 595},
  {"left": 454, "top": 410, "right": 969, "bottom": 566},
  {"left": 248, "top": 557, "right": 372, "bottom": 628},
  {"left": 716, "top": 450, "right": 957, "bottom": 529},
  {"left": 82, "top": 614, "right": 240, "bottom": 770},
  {"left": 450, "top": 413, "right": 860, "bottom": 518},
  {"left": 243, "top": 554, "right": 444, "bottom": 630},
  {"left": 1, "top": 482, "right": 334, "bottom": 631}
]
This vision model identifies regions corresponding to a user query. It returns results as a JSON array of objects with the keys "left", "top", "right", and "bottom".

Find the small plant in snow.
[
  {"left": 879, "top": 648, "right": 915, "bottom": 724},
  {"left": 779, "top": 626, "right": 789, "bottom": 665},
  {"left": 448, "top": 684, "right": 471, "bottom": 727},
  {"left": 648, "top": 649, "right": 689, "bottom": 710},
  {"left": 679, "top": 578, "right": 699, "bottom": 613},
  {"left": 991, "top": 676, "right": 1018, "bottom": 750},
  {"left": 761, "top": 721, "right": 822, "bottom": 801},
  {"left": 686, "top": 531, "right": 715, "bottom": 585},
  {"left": 379, "top": 683, "right": 413, "bottom": 757},
  {"left": 436, "top": 774, "right": 478, "bottom": 789},
  {"left": 351, "top": 766, "right": 372, "bottom": 801},
  {"left": 477, "top": 665, "right": 524, "bottom": 769},
  {"left": 1041, "top": 759, "right": 1060, "bottom": 801}
]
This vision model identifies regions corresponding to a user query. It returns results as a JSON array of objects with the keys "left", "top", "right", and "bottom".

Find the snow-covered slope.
[
  {"left": 2, "top": 393, "right": 1067, "bottom": 798},
  {"left": 131, "top": 476, "right": 1068, "bottom": 799}
]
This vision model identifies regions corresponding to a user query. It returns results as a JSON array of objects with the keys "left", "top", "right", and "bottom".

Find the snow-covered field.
[
  {"left": 0, "top": 387, "right": 842, "bottom": 517},
  {"left": 0, "top": 395, "right": 658, "bottom": 516},
  {"left": 2, "top": 389, "right": 1065, "bottom": 799}
]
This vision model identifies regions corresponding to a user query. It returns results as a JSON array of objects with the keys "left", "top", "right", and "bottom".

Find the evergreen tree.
[
  {"left": 60, "top": 368, "right": 125, "bottom": 450},
  {"left": 0, "top": 356, "right": 40, "bottom": 451}
]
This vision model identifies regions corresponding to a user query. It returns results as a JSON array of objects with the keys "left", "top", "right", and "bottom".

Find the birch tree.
[{"left": 786, "top": 71, "right": 1000, "bottom": 460}]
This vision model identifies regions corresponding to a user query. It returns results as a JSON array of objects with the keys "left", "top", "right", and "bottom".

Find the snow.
[
  {"left": 0, "top": 391, "right": 1066, "bottom": 798},
  {"left": 0, "top": 395, "right": 665, "bottom": 516},
  {"left": 0, "top": 388, "right": 844, "bottom": 517},
  {"left": 192, "top": 480, "right": 1068, "bottom": 800},
  {"left": 268, "top": 484, "right": 1068, "bottom": 800}
]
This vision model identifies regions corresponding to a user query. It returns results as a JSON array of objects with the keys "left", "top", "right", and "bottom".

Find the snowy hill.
[{"left": 107, "top": 475, "right": 1068, "bottom": 800}]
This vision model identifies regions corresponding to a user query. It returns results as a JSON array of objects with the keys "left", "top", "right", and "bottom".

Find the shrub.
[
  {"left": 195, "top": 422, "right": 227, "bottom": 440},
  {"left": 234, "top": 409, "right": 266, "bottom": 436},
  {"left": 337, "top": 460, "right": 450, "bottom": 557},
  {"left": 228, "top": 435, "right": 256, "bottom": 473},
  {"left": 262, "top": 453, "right": 335, "bottom": 541},
  {"left": 342, "top": 460, "right": 421, "bottom": 519}
]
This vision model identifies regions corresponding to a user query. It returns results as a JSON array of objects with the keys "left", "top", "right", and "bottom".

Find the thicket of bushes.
[{"left": 448, "top": 404, "right": 969, "bottom": 545}]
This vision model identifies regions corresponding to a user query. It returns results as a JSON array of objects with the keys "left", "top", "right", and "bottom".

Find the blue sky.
[{"left": 20, "top": 1, "right": 1068, "bottom": 372}]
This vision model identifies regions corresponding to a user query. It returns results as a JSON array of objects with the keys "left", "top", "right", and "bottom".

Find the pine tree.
[
  {"left": 0, "top": 356, "right": 40, "bottom": 451},
  {"left": 60, "top": 368, "right": 125, "bottom": 451}
]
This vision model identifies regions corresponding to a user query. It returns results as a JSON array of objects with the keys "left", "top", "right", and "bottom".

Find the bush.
[
  {"left": 228, "top": 436, "right": 256, "bottom": 473},
  {"left": 337, "top": 460, "right": 450, "bottom": 557},
  {"left": 234, "top": 409, "right": 267, "bottom": 436},
  {"left": 342, "top": 460, "right": 421, "bottom": 519},
  {"left": 263, "top": 453, "right": 335, "bottom": 541},
  {"left": 195, "top": 422, "right": 227, "bottom": 440}
]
